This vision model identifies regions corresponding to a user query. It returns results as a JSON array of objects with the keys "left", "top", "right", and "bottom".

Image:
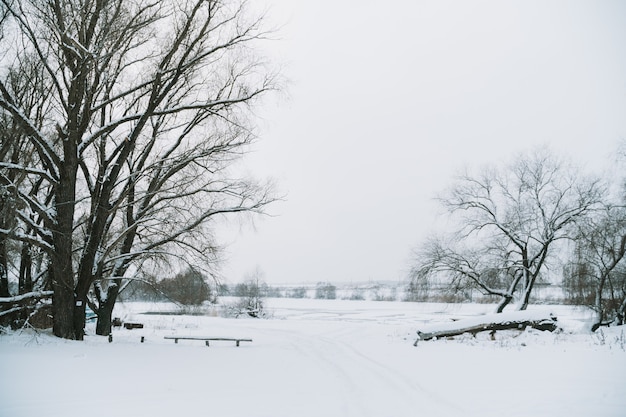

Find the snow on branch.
[
  {"left": 0, "top": 307, "right": 23, "bottom": 318},
  {"left": 0, "top": 82, "right": 60, "bottom": 175},
  {"left": 0, "top": 163, "right": 58, "bottom": 185},
  {"left": 0, "top": 227, "right": 54, "bottom": 252},
  {"left": 0, "top": 290, "right": 53, "bottom": 305}
]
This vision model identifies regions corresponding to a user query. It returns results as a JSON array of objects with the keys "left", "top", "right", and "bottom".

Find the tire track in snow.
[
  {"left": 261, "top": 324, "right": 462, "bottom": 417},
  {"left": 322, "top": 331, "right": 465, "bottom": 415},
  {"left": 314, "top": 328, "right": 464, "bottom": 416},
  {"left": 259, "top": 326, "right": 372, "bottom": 417}
]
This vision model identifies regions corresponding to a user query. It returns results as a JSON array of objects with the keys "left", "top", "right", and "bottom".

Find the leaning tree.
[
  {"left": 0, "top": 0, "right": 279, "bottom": 339},
  {"left": 410, "top": 149, "right": 603, "bottom": 312}
]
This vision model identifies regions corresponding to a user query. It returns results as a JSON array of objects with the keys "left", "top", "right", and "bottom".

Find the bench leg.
[
  {"left": 205, "top": 340, "right": 210, "bottom": 347},
  {"left": 174, "top": 339, "right": 178, "bottom": 343},
  {"left": 236, "top": 340, "right": 240, "bottom": 347}
]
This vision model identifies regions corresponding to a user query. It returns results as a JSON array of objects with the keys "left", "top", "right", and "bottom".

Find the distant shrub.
[
  {"left": 118, "top": 275, "right": 163, "bottom": 302},
  {"left": 216, "top": 283, "right": 230, "bottom": 296},
  {"left": 404, "top": 278, "right": 430, "bottom": 302},
  {"left": 260, "top": 283, "right": 283, "bottom": 298},
  {"left": 315, "top": 282, "right": 336, "bottom": 300},
  {"left": 346, "top": 290, "right": 365, "bottom": 301},
  {"left": 287, "top": 287, "right": 308, "bottom": 298},
  {"left": 373, "top": 294, "right": 396, "bottom": 302},
  {"left": 158, "top": 268, "right": 213, "bottom": 305},
  {"left": 371, "top": 285, "right": 397, "bottom": 302}
]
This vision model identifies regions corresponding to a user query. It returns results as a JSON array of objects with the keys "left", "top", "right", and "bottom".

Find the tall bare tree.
[
  {"left": 1, "top": 47, "right": 56, "bottom": 325},
  {"left": 410, "top": 149, "right": 603, "bottom": 312},
  {"left": 565, "top": 148, "right": 626, "bottom": 330},
  {"left": 0, "top": 0, "right": 279, "bottom": 339},
  {"left": 567, "top": 204, "right": 626, "bottom": 330}
]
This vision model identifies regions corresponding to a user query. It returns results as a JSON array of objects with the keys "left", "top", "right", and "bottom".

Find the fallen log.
[{"left": 414, "top": 310, "right": 559, "bottom": 345}]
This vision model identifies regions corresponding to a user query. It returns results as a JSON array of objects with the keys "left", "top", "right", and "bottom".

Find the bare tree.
[
  {"left": 0, "top": 0, "right": 279, "bottom": 339},
  {"left": 0, "top": 46, "right": 56, "bottom": 329},
  {"left": 566, "top": 201, "right": 626, "bottom": 330},
  {"left": 410, "top": 149, "right": 603, "bottom": 312},
  {"left": 232, "top": 266, "right": 266, "bottom": 317}
]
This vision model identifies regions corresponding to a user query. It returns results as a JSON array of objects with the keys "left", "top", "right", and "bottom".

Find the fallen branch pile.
[{"left": 0, "top": 291, "right": 54, "bottom": 328}]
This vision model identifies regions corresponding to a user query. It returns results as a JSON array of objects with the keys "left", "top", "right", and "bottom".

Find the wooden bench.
[{"left": 164, "top": 336, "right": 253, "bottom": 347}]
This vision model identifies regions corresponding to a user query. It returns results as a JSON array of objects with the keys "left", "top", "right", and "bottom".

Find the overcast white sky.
[{"left": 216, "top": 0, "right": 626, "bottom": 285}]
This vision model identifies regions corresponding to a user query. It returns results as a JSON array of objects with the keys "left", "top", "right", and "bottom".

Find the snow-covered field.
[{"left": 1, "top": 298, "right": 625, "bottom": 417}]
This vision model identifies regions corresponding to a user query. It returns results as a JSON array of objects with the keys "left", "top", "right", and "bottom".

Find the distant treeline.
[{"left": 120, "top": 277, "right": 577, "bottom": 306}]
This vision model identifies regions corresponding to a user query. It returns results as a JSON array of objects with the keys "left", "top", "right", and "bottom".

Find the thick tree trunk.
[
  {"left": 95, "top": 303, "right": 113, "bottom": 336},
  {"left": 73, "top": 299, "right": 86, "bottom": 340},
  {"left": 494, "top": 270, "right": 523, "bottom": 313},
  {"left": 51, "top": 239, "right": 76, "bottom": 339},
  {"left": 518, "top": 290, "right": 530, "bottom": 310},
  {"left": 51, "top": 279, "right": 75, "bottom": 338},
  {"left": 95, "top": 287, "right": 119, "bottom": 336},
  {"left": 518, "top": 274, "right": 538, "bottom": 311},
  {"left": 50, "top": 206, "right": 76, "bottom": 339},
  {"left": 495, "top": 295, "right": 513, "bottom": 313},
  {"left": 51, "top": 155, "right": 79, "bottom": 339}
]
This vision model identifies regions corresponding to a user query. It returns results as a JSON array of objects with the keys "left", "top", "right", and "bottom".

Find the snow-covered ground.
[{"left": 1, "top": 298, "right": 625, "bottom": 417}]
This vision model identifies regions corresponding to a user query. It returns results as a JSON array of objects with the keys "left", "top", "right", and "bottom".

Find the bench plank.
[{"left": 164, "top": 336, "right": 252, "bottom": 346}]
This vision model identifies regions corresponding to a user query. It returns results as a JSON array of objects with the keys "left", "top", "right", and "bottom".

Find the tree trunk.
[
  {"left": 73, "top": 299, "right": 86, "bottom": 340},
  {"left": 0, "top": 159, "right": 14, "bottom": 298},
  {"left": 51, "top": 154, "right": 79, "bottom": 339},
  {"left": 50, "top": 205, "right": 76, "bottom": 339},
  {"left": 590, "top": 276, "right": 606, "bottom": 332},
  {"left": 495, "top": 294, "right": 513, "bottom": 313},
  {"left": 95, "top": 282, "right": 120, "bottom": 336},
  {"left": 0, "top": 267, "right": 8, "bottom": 298},
  {"left": 518, "top": 273, "right": 539, "bottom": 311},
  {"left": 617, "top": 297, "right": 626, "bottom": 325},
  {"left": 51, "top": 279, "right": 75, "bottom": 338},
  {"left": 495, "top": 270, "right": 523, "bottom": 313},
  {"left": 0, "top": 236, "right": 9, "bottom": 297},
  {"left": 18, "top": 243, "right": 33, "bottom": 294},
  {"left": 518, "top": 289, "right": 530, "bottom": 310}
]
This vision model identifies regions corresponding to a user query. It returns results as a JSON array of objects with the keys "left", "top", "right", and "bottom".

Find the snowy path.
[
  {"left": 247, "top": 321, "right": 461, "bottom": 417},
  {"left": 1, "top": 299, "right": 625, "bottom": 417}
]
